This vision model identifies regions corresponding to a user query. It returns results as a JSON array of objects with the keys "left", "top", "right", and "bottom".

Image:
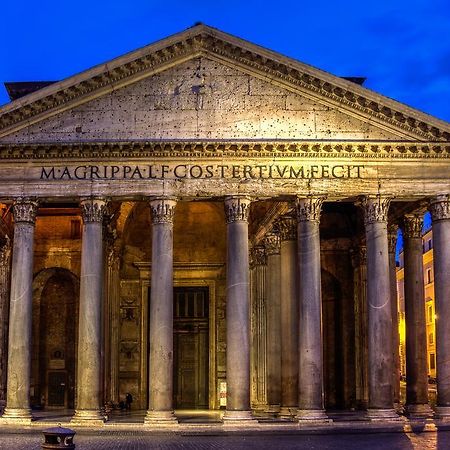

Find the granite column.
[
  {"left": 278, "top": 213, "right": 298, "bottom": 418},
  {"left": 430, "top": 195, "right": 450, "bottom": 419},
  {"left": 145, "top": 197, "right": 177, "bottom": 425},
  {"left": 264, "top": 230, "right": 282, "bottom": 415},
  {"left": 388, "top": 225, "right": 401, "bottom": 410},
  {"left": 403, "top": 214, "right": 432, "bottom": 417},
  {"left": 0, "top": 238, "right": 11, "bottom": 413},
  {"left": 296, "top": 196, "right": 329, "bottom": 422},
  {"left": 1, "top": 199, "right": 38, "bottom": 423},
  {"left": 72, "top": 198, "right": 107, "bottom": 425},
  {"left": 223, "top": 196, "right": 254, "bottom": 423},
  {"left": 361, "top": 195, "right": 398, "bottom": 419}
]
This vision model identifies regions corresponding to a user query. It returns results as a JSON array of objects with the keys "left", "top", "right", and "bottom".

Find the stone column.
[
  {"left": 145, "top": 197, "right": 177, "bottom": 425},
  {"left": 278, "top": 213, "right": 298, "bottom": 418},
  {"left": 352, "top": 245, "right": 369, "bottom": 409},
  {"left": 296, "top": 196, "right": 329, "bottom": 422},
  {"left": 403, "top": 214, "right": 432, "bottom": 417},
  {"left": 387, "top": 225, "right": 401, "bottom": 411},
  {"left": 264, "top": 230, "right": 282, "bottom": 415},
  {"left": 250, "top": 246, "right": 268, "bottom": 412},
  {"left": 430, "top": 195, "right": 450, "bottom": 419},
  {"left": 72, "top": 198, "right": 107, "bottom": 425},
  {"left": 104, "top": 228, "right": 120, "bottom": 411},
  {"left": 223, "top": 196, "right": 255, "bottom": 423},
  {"left": 361, "top": 195, "right": 398, "bottom": 419},
  {"left": 0, "top": 238, "right": 11, "bottom": 413},
  {"left": 1, "top": 199, "right": 38, "bottom": 423}
]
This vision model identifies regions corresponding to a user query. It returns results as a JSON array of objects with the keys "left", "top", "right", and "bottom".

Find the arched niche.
[{"left": 32, "top": 268, "right": 79, "bottom": 409}]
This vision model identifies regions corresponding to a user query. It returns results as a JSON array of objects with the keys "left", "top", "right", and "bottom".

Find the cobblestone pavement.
[{"left": 0, "top": 430, "right": 447, "bottom": 450}]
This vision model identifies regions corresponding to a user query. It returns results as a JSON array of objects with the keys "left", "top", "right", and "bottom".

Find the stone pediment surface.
[
  {"left": 0, "top": 58, "right": 407, "bottom": 143},
  {"left": 0, "top": 24, "right": 449, "bottom": 142}
]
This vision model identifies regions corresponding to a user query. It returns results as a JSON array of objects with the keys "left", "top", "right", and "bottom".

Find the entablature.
[{"left": 0, "top": 140, "right": 449, "bottom": 160}]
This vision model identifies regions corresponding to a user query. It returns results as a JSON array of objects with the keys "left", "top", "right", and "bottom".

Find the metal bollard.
[{"left": 42, "top": 425, "right": 76, "bottom": 449}]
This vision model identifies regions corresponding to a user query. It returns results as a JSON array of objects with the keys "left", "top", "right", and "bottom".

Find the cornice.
[
  {"left": 0, "top": 25, "right": 449, "bottom": 141},
  {"left": 0, "top": 141, "right": 449, "bottom": 160}
]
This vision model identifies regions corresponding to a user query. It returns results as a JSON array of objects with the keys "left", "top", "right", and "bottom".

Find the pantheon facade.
[{"left": 0, "top": 25, "right": 449, "bottom": 426}]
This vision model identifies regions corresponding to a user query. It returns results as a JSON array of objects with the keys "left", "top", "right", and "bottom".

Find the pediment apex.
[{"left": 1, "top": 23, "right": 449, "bottom": 141}]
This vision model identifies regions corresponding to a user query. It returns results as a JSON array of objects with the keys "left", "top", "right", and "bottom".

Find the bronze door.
[
  {"left": 173, "top": 287, "right": 209, "bottom": 409},
  {"left": 47, "top": 371, "right": 66, "bottom": 407}
]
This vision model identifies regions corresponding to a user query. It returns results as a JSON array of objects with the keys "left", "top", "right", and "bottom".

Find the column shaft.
[
  {"left": 250, "top": 246, "right": 267, "bottom": 411},
  {"left": 145, "top": 197, "right": 177, "bottom": 424},
  {"left": 0, "top": 239, "right": 11, "bottom": 412},
  {"left": 430, "top": 195, "right": 450, "bottom": 418},
  {"left": 223, "top": 196, "right": 254, "bottom": 422},
  {"left": 403, "top": 214, "right": 432, "bottom": 416},
  {"left": 362, "top": 195, "right": 397, "bottom": 419},
  {"left": 1, "top": 200, "right": 38, "bottom": 423},
  {"left": 296, "top": 196, "right": 328, "bottom": 422},
  {"left": 388, "top": 227, "right": 401, "bottom": 408},
  {"left": 72, "top": 198, "right": 107, "bottom": 424},
  {"left": 278, "top": 215, "right": 298, "bottom": 417},
  {"left": 265, "top": 232, "right": 282, "bottom": 414}
]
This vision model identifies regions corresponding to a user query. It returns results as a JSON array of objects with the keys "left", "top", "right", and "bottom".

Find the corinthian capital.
[
  {"left": 264, "top": 231, "right": 281, "bottom": 256},
  {"left": 224, "top": 196, "right": 251, "bottom": 224},
  {"left": 278, "top": 214, "right": 297, "bottom": 241},
  {"left": 251, "top": 245, "right": 267, "bottom": 267},
  {"left": 80, "top": 198, "right": 108, "bottom": 223},
  {"left": 387, "top": 223, "right": 398, "bottom": 254},
  {"left": 149, "top": 197, "right": 177, "bottom": 224},
  {"left": 360, "top": 194, "right": 391, "bottom": 225},
  {"left": 429, "top": 194, "right": 450, "bottom": 221},
  {"left": 0, "top": 237, "right": 11, "bottom": 265},
  {"left": 403, "top": 214, "right": 423, "bottom": 239},
  {"left": 296, "top": 195, "right": 325, "bottom": 223},
  {"left": 12, "top": 198, "right": 39, "bottom": 224}
]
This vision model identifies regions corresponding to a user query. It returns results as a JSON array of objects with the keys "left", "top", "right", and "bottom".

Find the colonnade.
[{"left": 1, "top": 193, "right": 450, "bottom": 425}]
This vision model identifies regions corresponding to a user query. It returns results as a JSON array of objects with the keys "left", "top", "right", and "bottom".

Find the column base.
[
  {"left": 405, "top": 403, "right": 433, "bottom": 418},
  {"left": 0, "top": 407, "right": 33, "bottom": 424},
  {"left": 434, "top": 406, "right": 450, "bottom": 421},
  {"left": 144, "top": 410, "right": 178, "bottom": 426},
  {"left": 366, "top": 408, "right": 403, "bottom": 422},
  {"left": 222, "top": 410, "right": 257, "bottom": 425},
  {"left": 278, "top": 406, "right": 297, "bottom": 419},
  {"left": 71, "top": 409, "right": 106, "bottom": 426},
  {"left": 266, "top": 404, "right": 281, "bottom": 416},
  {"left": 296, "top": 409, "right": 332, "bottom": 424},
  {"left": 394, "top": 402, "right": 404, "bottom": 414}
]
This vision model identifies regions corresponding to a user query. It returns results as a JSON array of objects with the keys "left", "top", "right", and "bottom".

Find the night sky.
[{"left": 1, "top": 0, "right": 449, "bottom": 122}]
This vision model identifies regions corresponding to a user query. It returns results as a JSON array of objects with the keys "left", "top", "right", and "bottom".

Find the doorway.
[
  {"left": 173, "top": 287, "right": 209, "bottom": 409},
  {"left": 47, "top": 371, "right": 66, "bottom": 407}
]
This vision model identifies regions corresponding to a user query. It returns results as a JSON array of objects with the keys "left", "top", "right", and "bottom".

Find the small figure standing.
[{"left": 125, "top": 392, "right": 133, "bottom": 410}]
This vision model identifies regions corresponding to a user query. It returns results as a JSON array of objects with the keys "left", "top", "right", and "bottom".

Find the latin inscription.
[{"left": 40, "top": 164, "right": 364, "bottom": 180}]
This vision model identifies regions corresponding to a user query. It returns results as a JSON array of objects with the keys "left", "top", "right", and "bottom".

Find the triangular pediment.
[{"left": 0, "top": 24, "right": 449, "bottom": 142}]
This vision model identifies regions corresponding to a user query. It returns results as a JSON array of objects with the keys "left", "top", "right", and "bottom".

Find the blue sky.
[{"left": 1, "top": 0, "right": 449, "bottom": 122}]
